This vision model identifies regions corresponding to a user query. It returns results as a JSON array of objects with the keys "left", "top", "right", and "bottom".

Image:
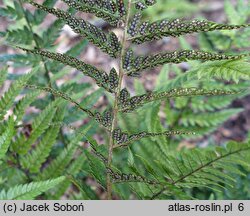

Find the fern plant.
[{"left": 1, "top": 0, "right": 250, "bottom": 200}]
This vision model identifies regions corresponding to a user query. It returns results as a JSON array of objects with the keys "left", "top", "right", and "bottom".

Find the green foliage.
[
  {"left": 0, "top": 0, "right": 250, "bottom": 201},
  {"left": 0, "top": 68, "right": 36, "bottom": 120},
  {"left": 0, "top": 176, "right": 65, "bottom": 200},
  {"left": 19, "top": 105, "right": 66, "bottom": 173},
  {"left": 196, "top": 60, "right": 250, "bottom": 83},
  {"left": 200, "top": 0, "right": 250, "bottom": 50},
  {"left": 0, "top": 118, "right": 14, "bottom": 160}
]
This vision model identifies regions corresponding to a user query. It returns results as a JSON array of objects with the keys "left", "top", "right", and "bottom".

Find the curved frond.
[
  {"left": 27, "top": 1, "right": 121, "bottom": 57},
  {"left": 129, "top": 19, "right": 250, "bottom": 44},
  {"left": 150, "top": 142, "right": 250, "bottom": 199},
  {"left": 0, "top": 176, "right": 65, "bottom": 200},
  {"left": 62, "top": 0, "right": 119, "bottom": 26},
  {"left": 119, "top": 87, "right": 240, "bottom": 113},
  {"left": 0, "top": 69, "right": 36, "bottom": 120},
  {"left": 126, "top": 50, "right": 249, "bottom": 76}
]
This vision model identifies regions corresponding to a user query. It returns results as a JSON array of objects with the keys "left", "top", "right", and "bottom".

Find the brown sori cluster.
[
  {"left": 106, "top": 168, "right": 157, "bottom": 185},
  {"left": 109, "top": 68, "right": 119, "bottom": 90},
  {"left": 112, "top": 126, "right": 195, "bottom": 146},
  {"left": 123, "top": 49, "right": 134, "bottom": 70},
  {"left": 62, "top": 0, "right": 119, "bottom": 26},
  {"left": 116, "top": 0, "right": 126, "bottom": 17},
  {"left": 72, "top": 0, "right": 117, "bottom": 13},
  {"left": 145, "top": 0, "right": 157, "bottom": 6},
  {"left": 108, "top": 32, "right": 121, "bottom": 53},
  {"left": 128, "top": 13, "right": 142, "bottom": 37},
  {"left": 30, "top": 1, "right": 120, "bottom": 57},
  {"left": 138, "top": 21, "right": 150, "bottom": 35},
  {"left": 118, "top": 87, "right": 239, "bottom": 112},
  {"left": 95, "top": 0, "right": 117, "bottom": 13},
  {"left": 95, "top": 110, "right": 113, "bottom": 128},
  {"left": 19, "top": 48, "right": 106, "bottom": 83},
  {"left": 103, "top": 110, "right": 113, "bottom": 127},
  {"left": 128, "top": 19, "right": 209, "bottom": 41},
  {"left": 130, "top": 19, "right": 250, "bottom": 44},
  {"left": 127, "top": 50, "right": 247, "bottom": 74},
  {"left": 135, "top": 2, "right": 147, "bottom": 10},
  {"left": 123, "top": 130, "right": 195, "bottom": 146},
  {"left": 113, "top": 128, "right": 129, "bottom": 144},
  {"left": 118, "top": 88, "right": 131, "bottom": 107}
]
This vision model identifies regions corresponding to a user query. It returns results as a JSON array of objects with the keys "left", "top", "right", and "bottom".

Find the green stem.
[
  {"left": 18, "top": 0, "right": 68, "bottom": 146},
  {"left": 106, "top": 0, "right": 132, "bottom": 200},
  {"left": 18, "top": 0, "right": 51, "bottom": 87}
]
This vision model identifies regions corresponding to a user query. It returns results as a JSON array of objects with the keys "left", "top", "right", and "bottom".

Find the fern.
[
  {"left": 149, "top": 141, "right": 250, "bottom": 199},
  {"left": 38, "top": 123, "right": 93, "bottom": 180},
  {"left": 0, "top": 66, "right": 8, "bottom": 87},
  {"left": 0, "top": 0, "right": 250, "bottom": 201},
  {"left": 0, "top": 67, "right": 36, "bottom": 120},
  {"left": 12, "top": 99, "right": 60, "bottom": 154},
  {"left": 0, "top": 176, "right": 65, "bottom": 200},
  {"left": 196, "top": 60, "right": 250, "bottom": 82},
  {"left": 13, "top": 91, "right": 40, "bottom": 122},
  {"left": 0, "top": 117, "right": 14, "bottom": 160},
  {"left": 129, "top": 18, "right": 250, "bottom": 44},
  {"left": 19, "top": 104, "right": 66, "bottom": 173}
]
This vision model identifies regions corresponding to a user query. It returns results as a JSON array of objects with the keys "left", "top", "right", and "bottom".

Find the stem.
[
  {"left": 18, "top": 0, "right": 51, "bottom": 87},
  {"left": 106, "top": 0, "right": 132, "bottom": 200},
  {"left": 19, "top": 0, "right": 72, "bottom": 145}
]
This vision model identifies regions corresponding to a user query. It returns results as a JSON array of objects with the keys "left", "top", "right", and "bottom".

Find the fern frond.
[
  {"left": 113, "top": 128, "right": 194, "bottom": 148},
  {"left": 107, "top": 168, "right": 158, "bottom": 185},
  {"left": 190, "top": 93, "right": 244, "bottom": 112},
  {"left": 13, "top": 91, "right": 40, "bottom": 122},
  {"left": 116, "top": 0, "right": 127, "bottom": 17},
  {"left": 48, "top": 39, "right": 88, "bottom": 73},
  {"left": 129, "top": 19, "right": 250, "bottom": 44},
  {"left": 66, "top": 175, "right": 98, "bottom": 200},
  {"left": 0, "top": 68, "right": 35, "bottom": 120},
  {"left": 0, "top": 2, "right": 23, "bottom": 20},
  {"left": 26, "top": 84, "right": 94, "bottom": 117},
  {"left": 27, "top": 1, "right": 121, "bottom": 57},
  {"left": 196, "top": 60, "right": 250, "bottom": 83},
  {"left": 12, "top": 99, "right": 60, "bottom": 154},
  {"left": 94, "top": 110, "right": 113, "bottom": 129},
  {"left": 20, "top": 104, "right": 66, "bottom": 173},
  {"left": 0, "top": 66, "right": 8, "bottom": 87},
  {"left": 42, "top": 19, "right": 64, "bottom": 48},
  {"left": 62, "top": 0, "right": 119, "bottom": 26},
  {"left": 50, "top": 155, "right": 86, "bottom": 199},
  {"left": 38, "top": 123, "right": 92, "bottom": 180},
  {"left": 151, "top": 141, "right": 250, "bottom": 199},
  {"left": 0, "top": 117, "right": 14, "bottom": 160},
  {"left": 0, "top": 176, "right": 65, "bottom": 200},
  {"left": 18, "top": 48, "right": 113, "bottom": 92},
  {"left": 181, "top": 108, "right": 243, "bottom": 127},
  {"left": 118, "top": 87, "right": 239, "bottom": 113},
  {"left": 126, "top": 50, "right": 249, "bottom": 75},
  {"left": 85, "top": 151, "right": 106, "bottom": 187},
  {"left": 3, "top": 27, "right": 33, "bottom": 45}
]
